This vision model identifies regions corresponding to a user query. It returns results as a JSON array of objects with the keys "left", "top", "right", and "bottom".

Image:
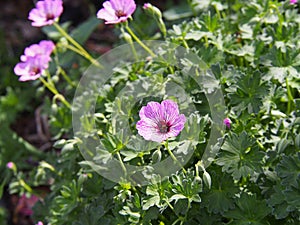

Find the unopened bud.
[
  {"left": 223, "top": 118, "right": 232, "bottom": 129},
  {"left": 143, "top": 3, "right": 166, "bottom": 37},
  {"left": 122, "top": 31, "right": 133, "bottom": 44},
  {"left": 6, "top": 161, "right": 17, "bottom": 173}
]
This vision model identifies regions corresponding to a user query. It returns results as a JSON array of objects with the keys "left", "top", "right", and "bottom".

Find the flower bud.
[
  {"left": 51, "top": 103, "right": 58, "bottom": 114},
  {"left": 152, "top": 149, "right": 162, "bottom": 163},
  {"left": 122, "top": 31, "right": 133, "bottom": 44},
  {"left": 143, "top": 3, "right": 166, "bottom": 37},
  {"left": 6, "top": 162, "right": 16, "bottom": 170},
  {"left": 7, "top": 162, "right": 17, "bottom": 175},
  {"left": 223, "top": 118, "right": 232, "bottom": 129},
  {"left": 203, "top": 171, "right": 211, "bottom": 189}
]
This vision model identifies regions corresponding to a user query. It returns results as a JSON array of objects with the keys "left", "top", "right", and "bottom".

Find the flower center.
[
  {"left": 115, "top": 10, "right": 127, "bottom": 18},
  {"left": 31, "top": 67, "right": 41, "bottom": 75},
  {"left": 158, "top": 121, "right": 170, "bottom": 133},
  {"left": 46, "top": 13, "right": 55, "bottom": 21}
]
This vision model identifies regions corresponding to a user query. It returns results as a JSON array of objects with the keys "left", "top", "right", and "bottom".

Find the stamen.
[
  {"left": 46, "top": 14, "right": 55, "bottom": 20},
  {"left": 115, "top": 10, "right": 127, "bottom": 18},
  {"left": 31, "top": 67, "right": 41, "bottom": 75},
  {"left": 158, "top": 121, "right": 170, "bottom": 133}
]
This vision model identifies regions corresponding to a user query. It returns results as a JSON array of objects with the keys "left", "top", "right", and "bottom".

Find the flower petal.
[
  {"left": 28, "top": 0, "right": 63, "bottom": 27},
  {"left": 140, "top": 101, "right": 163, "bottom": 123},
  {"left": 122, "top": 0, "right": 136, "bottom": 15},
  {"left": 136, "top": 100, "right": 186, "bottom": 143},
  {"left": 97, "top": 2, "right": 118, "bottom": 22}
]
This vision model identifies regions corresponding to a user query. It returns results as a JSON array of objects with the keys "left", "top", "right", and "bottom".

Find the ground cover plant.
[{"left": 0, "top": 0, "right": 300, "bottom": 224}]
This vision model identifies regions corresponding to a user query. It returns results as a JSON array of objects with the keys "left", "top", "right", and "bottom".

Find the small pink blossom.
[
  {"left": 6, "top": 162, "right": 15, "bottom": 169},
  {"left": 17, "top": 194, "right": 39, "bottom": 216},
  {"left": 97, "top": 0, "right": 136, "bottom": 24},
  {"left": 14, "top": 40, "right": 55, "bottom": 81},
  {"left": 223, "top": 118, "right": 232, "bottom": 129},
  {"left": 143, "top": 3, "right": 151, "bottom": 9},
  {"left": 21, "top": 40, "right": 55, "bottom": 62},
  {"left": 136, "top": 100, "right": 186, "bottom": 143},
  {"left": 290, "top": 0, "right": 297, "bottom": 4},
  {"left": 36, "top": 222, "right": 44, "bottom": 225},
  {"left": 28, "top": 0, "right": 63, "bottom": 27}
]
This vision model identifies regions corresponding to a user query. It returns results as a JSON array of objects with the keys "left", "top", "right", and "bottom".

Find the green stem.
[
  {"left": 120, "top": 27, "right": 138, "bottom": 61},
  {"left": 53, "top": 94, "right": 71, "bottom": 109},
  {"left": 195, "top": 163, "right": 199, "bottom": 177},
  {"left": 66, "top": 44, "right": 87, "bottom": 59},
  {"left": 45, "top": 70, "right": 55, "bottom": 87},
  {"left": 19, "top": 179, "right": 33, "bottom": 193},
  {"left": 204, "top": 35, "right": 209, "bottom": 48},
  {"left": 53, "top": 50, "right": 75, "bottom": 87},
  {"left": 286, "top": 77, "right": 294, "bottom": 114},
  {"left": 39, "top": 77, "right": 58, "bottom": 95},
  {"left": 39, "top": 77, "right": 71, "bottom": 109},
  {"left": 116, "top": 151, "right": 127, "bottom": 178},
  {"left": 171, "top": 218, "right": 181, "bottom": 225},
  {"left": 125, "top": 24, "right": 156, "bottom": 57},
  {"left": 181, "top": 38, "right": 189, "bottom": 49},
  {"left": 53, "top": 22, "right": 102, "bottom": 68},
  {"left": 165, "top": 141, "right": 187, "bottom": 174},
  {"left": 58, "top": 67, "right": 76, "bottom": 88}
]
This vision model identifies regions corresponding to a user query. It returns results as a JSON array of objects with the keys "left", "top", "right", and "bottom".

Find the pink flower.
[
  {"left": 290, "top": 0, "right": 297, "bottom": 4},
  {"left": 6, "top": 162, "right": 15, "bottom": 169},
  {"left": 143, "top": 3, "right": 151, "bottom": 9},
  {"left": 21, "top": 40, "right": 55, "bottom": 62},
  {"left": 97, "top": 0, "right": 136, "bottom": 24},
  {"left": 136, "top": 100, "right": 186, "bottom": 143},
  {"left": 36, "top": 222, "right": 44, "bottom": 225},
  {"left": 28, "top": 0, "right": 63, "bottom": 27},
  {"left": 17, "top": 194, "right": 39, "bottom": 216},
  {"left": 223, "top": 118, "right": 232, "bottom": 129},
  {"left": 14, "top": 40, "right": 55, "bottom": 81}
]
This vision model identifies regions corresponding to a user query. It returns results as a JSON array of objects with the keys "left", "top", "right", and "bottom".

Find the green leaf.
[
  {"left": 276, "top": 153, "right": 300, "bottom": 188},
  {"left": 185, "top": 31, "right": 213, "bottom": 41},
  {"left": 202, "top": 171, "right": 237, "bottom": 214},
  {"left": 70, "top": 16, "right": 101, "bottom": 45},
  {"left": 267, "top": 184, "right": 290, "bottom": 219},
  {"left": 284, "top": 181, "right": 300, "bottom": 211},
  {"left": 171, "top": 170, "right": 202, "bottom": 204},
  {"left": 143, "top": 195, "right": 160, "bottom": 210},
  {"left": 216, "top": 131, "right": 265, "bottom": 180},
  {"left": 169, "top": 193, "right": 187, "bottom": 202},
  {"left": 227, "top": 71, "right": 269, "bottom": 114},
  {"left": 163, "top": 5, "right": 193, "bottom": 20},
  {"left": 224, "top": 193, "right": 271, "bottom": 224}
]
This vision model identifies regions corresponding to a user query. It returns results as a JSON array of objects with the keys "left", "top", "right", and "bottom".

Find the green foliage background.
[{"left": 0, "top": 0, "right": 299, "bottom": 224}]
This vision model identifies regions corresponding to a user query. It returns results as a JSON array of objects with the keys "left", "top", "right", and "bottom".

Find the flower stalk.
[
  {"left": 124, "top": 23, "right": 156, "bottom": 57},
  {"left": 53, "top": 22, "right": 102, "bottom": 68},
  {"left": 165, "top": 140, "right": 187, "bottom": 174},
  {"left": 120, "top": 27, "right": 138, "bottom": 60},
  {"left": 39, "top": 76, "right": 71, "bottom": 109}
]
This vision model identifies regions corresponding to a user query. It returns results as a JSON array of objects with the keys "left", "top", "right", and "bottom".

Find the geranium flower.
[
  {"left": 136, "top": 100, "right": 186, "bottom": 143},
  {"left": 28, "top": 0, "right": 63, "bottom": 27},
  {"left": 16, "top": 194, "right": 39, "bottom": 216},
  {"left": 143, "top": 3, "right": 151, "bottom": 9},
  {"left": 223, "top": 118, "right": 232, "bottom": 129},
  {"left": 6, "top": 162, "right": 15, "bottom": 169},
  {"left": 97, "top": 0, "right": 136, "bottom": 24},
  {"left": 14, "top": 40, "right": 55, "bottom": 81},
  {"left": 21, "top": 40, "right": 55, "bottom": 62},
  {"left": 290, "top": 0, "right": 297, "bottom": 4},
  {"left": 14, "top": 57, "right": 48, "bottom": 81}
]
